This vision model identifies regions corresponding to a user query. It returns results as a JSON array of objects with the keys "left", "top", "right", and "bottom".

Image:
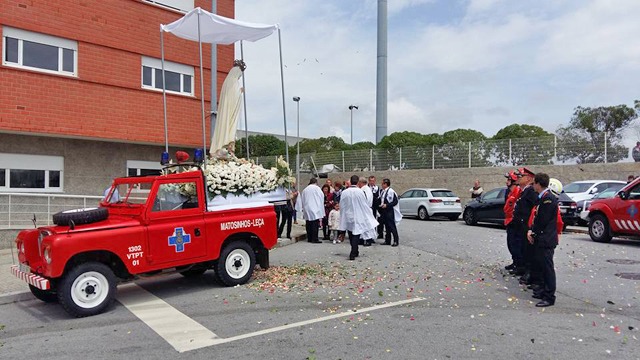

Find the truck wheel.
[
  {"left": 57, "top": 262, "right": 117, "bottom": 317},
  {"left": 29, "top": 284, "right": 57, "bottom": 303},
  {"left": 53, "top": 207, "right": 109, "bottom": 226},
  {"left": 589, "top": 214, "right": 612, "bottom": 243},
  {"left": 216, "top": 241, "right": 256, "bottom": 286}
]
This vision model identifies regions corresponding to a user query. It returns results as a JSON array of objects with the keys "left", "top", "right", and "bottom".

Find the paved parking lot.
[{"left": 1, "top": 219, "right": 638, "bottom": 359}]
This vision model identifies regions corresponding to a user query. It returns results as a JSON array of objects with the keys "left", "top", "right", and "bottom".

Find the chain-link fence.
[{"left": 254, "top": 134, "right": 638, "bottom": 174}]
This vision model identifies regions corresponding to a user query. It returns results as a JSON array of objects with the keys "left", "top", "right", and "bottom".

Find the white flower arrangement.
[
  {"left": 202, "top": 155, "right": 294, "bottom": 198},
  {"left": 163, "top": 155, "right": 294, "bottom": 198}
]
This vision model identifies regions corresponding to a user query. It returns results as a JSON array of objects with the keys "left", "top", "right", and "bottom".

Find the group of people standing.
[
  {"left": 503, "top": 167, "right": 562, "bottom": 307},
  {"left": 297, "top": 175, "right": 402, "bottom": 260}
]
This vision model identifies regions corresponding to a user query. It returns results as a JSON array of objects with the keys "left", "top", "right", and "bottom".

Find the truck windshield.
[{"left": 105, "top": 182, "right": 152, "bottom": 205}]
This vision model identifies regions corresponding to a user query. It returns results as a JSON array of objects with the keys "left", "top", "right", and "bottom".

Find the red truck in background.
[
  {"left": 588, "top": 177, "right": 640, "bottom": 243},
  {"left": 11, "top": 166, "right": 277, "bottom": 317}
]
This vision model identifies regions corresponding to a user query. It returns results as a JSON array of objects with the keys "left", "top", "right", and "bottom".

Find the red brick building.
[{"left": 0, "top": 0, "right": 235, "bottom": 195}]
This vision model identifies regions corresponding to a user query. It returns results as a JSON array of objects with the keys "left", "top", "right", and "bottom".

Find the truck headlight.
[
  {"left": 20, "top": 241, "right": 25, "bottom": 254},
  {"left": 43, "top": 246, "right": 51, "bottom": 264}
]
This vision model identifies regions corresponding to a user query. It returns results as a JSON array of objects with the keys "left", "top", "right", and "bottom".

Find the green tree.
[
  {"left": 235, "top": 135, "right": 286, "bottom": 158},
  {"left": 296, "top": 136, "right": 349, "bottom": 154},
  {"left": 377, "top": 131, "right": 436, "bottom": 149},
  {"left": 435, "top": 129, "right": 489, "bottom": 168},
  {"left": 556, "top": 104, "right": 637, "bottom": 163},
  {"left": 491, "top": 124, "right": 554, "bottom": 166},
  {"left": 348, "top": 141, "right": 375, "bottom": 150}
]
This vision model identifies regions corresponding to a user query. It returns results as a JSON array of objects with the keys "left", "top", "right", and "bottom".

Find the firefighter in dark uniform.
[
  {"left": 512, "top": 167, "right": 539, "bottom": 285},
  {"left": 527, "top": 173, "right": 558, "bottom": 307}
]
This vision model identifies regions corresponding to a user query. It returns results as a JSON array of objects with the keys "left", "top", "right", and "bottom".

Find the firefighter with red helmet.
[
  {"left": 512, "top": 167, "right": 539, "bottom": 285},
  {"left": 503, "top": 170, "right": 523, "bottom": 274}
]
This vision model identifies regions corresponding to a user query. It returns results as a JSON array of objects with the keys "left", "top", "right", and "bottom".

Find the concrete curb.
[
  {"left": 0, "top": 290, "right": 33, "bottom": 305},
  {"left": 565, "top": 226, "right": 588, "bottom": 235},
  {"left": 275, "top": 233, "right": 307, "bottom": 248}
]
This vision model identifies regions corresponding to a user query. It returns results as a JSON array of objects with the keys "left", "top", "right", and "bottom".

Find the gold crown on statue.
[{"left": 233, "top": 59, "right": 247, "bottom": 71}]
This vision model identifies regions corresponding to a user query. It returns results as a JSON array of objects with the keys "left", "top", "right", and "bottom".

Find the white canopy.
[{"left": 162, "top": 7, "right": 278, "bottom": 44}]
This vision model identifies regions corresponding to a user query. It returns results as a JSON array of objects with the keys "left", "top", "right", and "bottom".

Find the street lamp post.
[
  {"left": 348, "top": 105, "right": 358, "bottom": 145},
  {"left": 293, "top": 97, "right": 301, "bottom": 188}
]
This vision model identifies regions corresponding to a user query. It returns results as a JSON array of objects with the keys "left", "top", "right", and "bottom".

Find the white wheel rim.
[
  {"left": 225, "top": 249, "right": 250, "bottom": 280},
  {"left": 70, "top": 271, "right": 109, "bottom": 309},
  {"left": 419, "top": 208, "right": 426, "bottom": 218},
  {"left": 63, "top": 208, "right": 97, "bottom": 214},
  {"left": 592, "top": 220, "right": 604, "bottom": 237}
]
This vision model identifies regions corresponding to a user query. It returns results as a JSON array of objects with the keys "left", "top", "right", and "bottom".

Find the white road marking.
[
  {"left": 208, "top": 297, "right": 426, "bottom": 347},
  {"left": 116, "top": 283, "right": 221, "bottom": 353},
  {"left": 118, "top": 283, "right": 424, "bottom": 353}
]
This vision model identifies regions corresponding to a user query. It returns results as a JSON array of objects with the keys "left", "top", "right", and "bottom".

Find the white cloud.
[
  {"left": 537, "top": 0, "right": 640, "bottom": 70},
  {"left": 467, "top": 0, "right": 505, "bottom": 14},
  {"left": 233, "top": 0, "right": 640, "bottom": 145}
]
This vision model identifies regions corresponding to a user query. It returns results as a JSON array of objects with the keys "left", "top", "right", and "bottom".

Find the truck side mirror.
[{"left": 619, "top": 192, "right": 629, "bottom": 200}]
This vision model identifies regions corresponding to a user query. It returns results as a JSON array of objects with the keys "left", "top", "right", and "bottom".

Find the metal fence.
[
  {"left": 0, "top": 193, "right": 103, "bottom": 230},
  {"left": 252, "top": 134, "right": 637, "bottom": 174}
]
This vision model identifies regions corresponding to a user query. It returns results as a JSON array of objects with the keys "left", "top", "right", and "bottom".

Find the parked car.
[
  {"left": 398, "top": 188, "right": 462, "bottom": 220},
  {"left": 557, "top": 193, "right": 579, "bottom": 227},
  {"left": 563, "top": 180, "right": 626, "bottom": 203},
  {"left": 463, "top": 186, "right": 577, "bottom": 229},
  {"left": 463, "top": 187, "right": 507, "bottom": 226},
  {"left": 577, "top": 184, "right": 625, "bottom": 225}
]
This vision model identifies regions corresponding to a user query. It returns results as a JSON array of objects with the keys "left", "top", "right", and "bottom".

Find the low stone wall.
[{"left": 317, "top": 162, "right": 640, "bottom": 202}]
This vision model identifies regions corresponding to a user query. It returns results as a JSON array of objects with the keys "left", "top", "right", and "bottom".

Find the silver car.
[{"left": 398, "top": 188, "right": 462, "bottom": 221}]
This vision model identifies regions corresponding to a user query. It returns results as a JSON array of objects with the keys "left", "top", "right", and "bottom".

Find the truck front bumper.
[{"left": 10, "top": 265, "right": 51, "bottom": 290}]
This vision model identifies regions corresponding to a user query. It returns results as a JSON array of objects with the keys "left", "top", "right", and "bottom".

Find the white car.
[
  {"left": 579, "top": 186, "right": 624, "bottom": 222},
  {"left": 398, "top": 188, "right": 462, "bottom": 221},
  {"left": 563, "top": 180, "right": 626, "bottom": 203}
]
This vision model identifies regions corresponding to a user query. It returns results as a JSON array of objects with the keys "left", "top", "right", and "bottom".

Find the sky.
[{"left": 233, "top": 0, "right": 640, "bottom": 144}]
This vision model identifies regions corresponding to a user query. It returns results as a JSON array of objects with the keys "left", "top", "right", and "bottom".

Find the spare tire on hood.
[{"left": 53, "top": 207, "right": 109, "bottom": 226}]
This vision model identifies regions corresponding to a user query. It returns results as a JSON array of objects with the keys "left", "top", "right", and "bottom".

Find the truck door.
[
  {"left": 610, "top": 181, "right": 640, "bottom": 234},
  {"left": 145, "top": 179, "right": 207, "bottom": 266}
]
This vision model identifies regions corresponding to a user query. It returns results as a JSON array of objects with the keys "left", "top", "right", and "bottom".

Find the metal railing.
[
  {"left": 253, "top": 134, "right": 637, "bottom": 173},
  {"left": 0, "top": 193, "right": 103, "bottom": 230}
]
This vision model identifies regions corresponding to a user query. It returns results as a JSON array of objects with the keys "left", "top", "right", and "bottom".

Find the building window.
[
  {"left": 141, "top": 56, "right": 194, "bottom": 96},
  {"left": 2, "top": 26, "right": 77, "bottom": 76},
  {"left": 127, "top": 160, "right": 162, "bottom": 191},
  {"left": 142, "top": 0, "right": 194, "bottom": 13},
  {"left": 0, "top": 153, "right": 64, "bottom": 192}
]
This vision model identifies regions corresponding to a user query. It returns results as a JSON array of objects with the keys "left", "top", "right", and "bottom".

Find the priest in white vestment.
[
  {"left": 300, "top": 178, "right": 325, "bottom": 243},
  {"left": 340, "top": 175, "right": 379, "bottom": 260},
  {"left": 358, "top": 177, "right": 377, "bottom": 246}
]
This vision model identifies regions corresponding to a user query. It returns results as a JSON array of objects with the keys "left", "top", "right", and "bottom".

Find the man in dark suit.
[
  {"left": 368, "top": 176, "right": 384, "bottom": 239},
  {"left": 379, "top": 178, "right": 400, "bottom": 246},
  {"left": 527, "top": 173, "right": 558, "bottom": 307}
]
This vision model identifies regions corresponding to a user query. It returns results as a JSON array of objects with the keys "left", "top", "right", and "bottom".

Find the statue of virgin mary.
[{"left": 210, "top": 60, "right": 245, "bottom": 158}]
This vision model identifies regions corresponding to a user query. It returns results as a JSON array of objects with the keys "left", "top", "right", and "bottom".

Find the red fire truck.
[
  {"left": 11, "top": 165, "right": 277, "bottom": 317},
  {"left": 588, "top": 177, "right": 640, "bottom": 243}
]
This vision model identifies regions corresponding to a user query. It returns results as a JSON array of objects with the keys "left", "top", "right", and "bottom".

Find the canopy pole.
[
  {"left": 277, "top": 28, "right": 289, "bottom": 166},
  {"left": 160, "top": 26, "right": 169, "bottom": 153},
  {"left": 210, "top": 0, "right": 217, "bottom": 159},
  {"left": 197, "top": 9, "right": 207, "bottom": 159},
  {"left": 240, "top": 40, "right": 249, "bottom": 158}
]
